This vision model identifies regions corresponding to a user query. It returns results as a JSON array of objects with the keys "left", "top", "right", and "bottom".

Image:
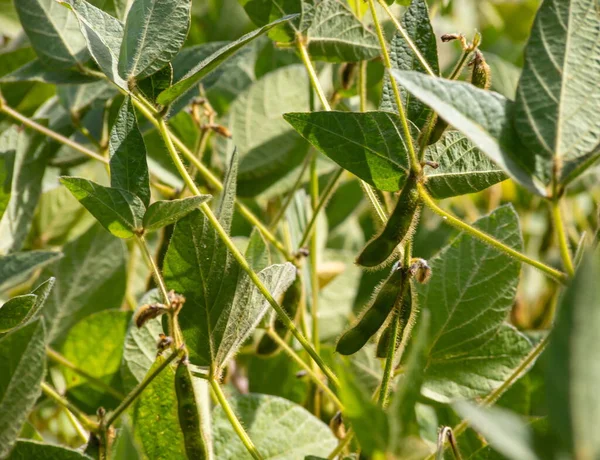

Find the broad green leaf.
[
  {"left": 380, "top": 0, "right": 439, "bottom": 133},
  {"left": 514, "top": 0, "right": 600, "bottom": 187},
  {"left": 0, "top": 319, "right": 46, "bottom": 458},
  {"left": 131, "top": 354, "right": 186, "bottom": 459},
  {"left": 109, "top": 98, "right": 151, "bottom": 207},
  {"left": 163, "top": 153, "right": 296, "bottom": 369},
  {"left": 239, "top": 0, "right": 307, "bottom": 43},
  {"left": 0, "top": 295, "right": 37, "bottom": 333},
  {"left": 61, "top": 0, "right": 127, "bottom": 88},
  {"left": 0, "top": 251, "right": 61, "bottom": 293},
  {"left": 304, "top": 0, "right": 379, "bottom": 63},
  {"left": 0, "top": 59, "right": 98, "bottom": 84},
  {"left": 247, "top": 352, "right": 309, "bottom": 404},
  {"left": 284, "top": 111, "right": 410, "bottom": 192},
  {"left": 486, "top": 53, "right": 521, "bottom": 100},
  {"left": 156, "top": 15, "right": 296, "bottom": 106},
  {"left": 217, "top": 65, "right": 311, "bottom": 197},
  {"left": 418, "top": 205, "right": 532, "bottom": 401},
  {"left": 424, "top": 132, "right": 507, "bottom": 199},
  {"left": 61, "top": 310, "right": 130, "bottom": 411},
  {"left": 57, "top": 80, "right": 116, "bottom": 114},
  {"left": 61, "top": 177, "right": 145, "bottom": 238},
  {"left": 14, "top": 0, "right": 88, "bottom": 69},
  {"left": 212, "top": 394, "right": 337, "bottom": 459},
  {"left": 118, "top": 0, "right": 191, "bottom": 80},
  {"left": 0, "top": 127, "right": 50, "bottom": 254},
  {"left": 547, "top": 255, "right": 600, "bottom": 456},
  {"left": 136, "top": 64, "right": 173, "bottom": 103},
  {"left": 454, "top": 402, "right": 540, "bottom": 460},
  {"left": 111, "top": 419, "right": 143, "bottom": 460},
  {"left": 143, "top": 195, "right": 212, "bottom": 231},
  {"left": 7, "top": 440, "right": 93, "bottom": 460},
  {"left": 40, "top": 224, "right": 126, "bottom": 343},
  {"left": 390, "top": 70, "right": 547, "bottom": 196}
]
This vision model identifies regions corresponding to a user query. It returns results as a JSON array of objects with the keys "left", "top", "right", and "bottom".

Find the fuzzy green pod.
[
  {"left": 336, "top": 266, "right": 406, "bottom": 355},
  {"left": 175, "top": 357, "right": 209, "bottom": 460},
  {"left": 357, "top": 175, "right": 421, "bottom": 268},
  {"left": 470, "top": 50, "right": 491, "bottom": 90},
  {"left": 426, "top": 116, "right": 448, "bottom": 145},
  {"left": 376, "top": 282, "right": 413, "bottom": 358}
]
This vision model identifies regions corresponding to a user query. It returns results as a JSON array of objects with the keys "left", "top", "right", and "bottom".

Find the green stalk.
[
  {"left": 378, "top": 310, "right": 401, "bottom": 407},
  {"left": 327, "top": 428, "right": 354, "bottom": 460},
  {"left": 210, "top": 379, "right": 264, "bottom": 460},
  {"left": 418, "top": 184, "right": 568, "bottom": 283},
  {"left": 551, "top": 199, "right": 575, "bottom": 277},
  {"left": 155, "top": 117, "right": 340, "bottom": 388},
  {"left": 310, "top": 155, "right": 320, "bottom": 354},
  {"left": 358, "top": 61, "right": 368, "bottom": 112},
  {"left": 105, "top": 346, "right": 183, "bottom": 427},
  {"left": 41, "top": 382, "right": 98, "bottom": 432},
  {"left": 296, "top": 36, "right": 331, "bottom": 111}
]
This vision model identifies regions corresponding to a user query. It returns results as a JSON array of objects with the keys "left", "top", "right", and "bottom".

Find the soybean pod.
[
  {"left": 336, "top": 266, "right": 406, "bottom": 355},
  {"left": 376, "top": 282, "right": 413, "bottom": 358},
  {"left": 357, "top": 175, "right": 421, "bottom": 268},
  {"left": 175, "top": 356, "right": 209, "bottom": 460}
]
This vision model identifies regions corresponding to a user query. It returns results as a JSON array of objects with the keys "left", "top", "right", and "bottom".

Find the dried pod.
[
  {"left": 134, "top": 303, "right": 168, "bottom": 328},
  {"left": 340, "top": 62, "right": 357, "bottom": 90},
  {"left": 469, "top": 50, "right": 491, "bottom": 90},
  {"left": 329, "top": 411, "right": 346, "bottom": 439},
  {"left": 157, "top": 333, "right": 174, "bottom": 353},
  {"left": 409, "top": 258, "right": 432, "bottom": 284}
]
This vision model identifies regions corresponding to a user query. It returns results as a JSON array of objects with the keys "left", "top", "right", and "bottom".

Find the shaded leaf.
[
  {"left": 143, "top": 195, "right": 212, "bottom": 232},
  {"left": 7, "top": 440, "right": 93, "bottom": 460},
  {"left": 424, "top": 132, "right": 507, "bottom": 199},
  {"left": 0, "top": 319, "right": 46, "bottom": 458},
  {"left": 0, "top": 59, "right": 98, "bottom": 84},
  {"left": 111, "top": 419, "right": 144, "bottom": 460},
  {"left": 285, "top": 111, "right": 410, "bottom": 191},
  {"left": 109, "top": 97, "right": 151, "bottom": 207},
  {"left": 137, "top": 64, "right": 173, "bottom": 103},
  {"left": 57, "top": 80, "right": 116, "bottom": 114},
  {"left": 61, "top": 177, "right": 145, "bottom": 239},
  {"left": 0, "top": 251, "right": 61, "bottom": 293},
  {"left": 0, "top": 295, "right": 37, "bottom": 333}
]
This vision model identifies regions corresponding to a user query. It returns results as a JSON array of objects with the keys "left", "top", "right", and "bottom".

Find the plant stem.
[
  {"left": 0, "top": 102, "right": 108, "bottom": 164},
  {"left": 155, "top": 117, "right": 340, "bottom": 388},
  {"left": 105, "top": 346, "right": 183, "bottom": 427},
  {"left": 41, "top": 382, "right": 98, "bottom": 432},
  {"left": 309, "top": 155, "right": 320, "bottom": 355},
  {"left": 551, "top": 199, "right": 575, "bottom": 277},
  {"left": 378, "top": 310, "right": 401, "bottom": 407},
  {"left": 358, "top": 61, "right": 367, "bottom": 112},
  {"left": 377, "top": 0, "right": 436, "bottom": 77},
  {"left": 367, "top": 0, "right": 421, "bottom": 174},
  {"left": 210, "top": 379, "right": 264, "bottom": 460},
  {"left": 328, "top": 428, "right": 354, "bottom": 460},
  {"left": 418, "top": 184, "right": 568, "bottom": 283},
  {"left": 297, "top": 36, "right": 331, "bottom": 111},
  {"left": 265, "top": 329, "right": 343, "bottom": 410},
  {"left": 47, "top": 348, "right": 125, "bottom": 400}
]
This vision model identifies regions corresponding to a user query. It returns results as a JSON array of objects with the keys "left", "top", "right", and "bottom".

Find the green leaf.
[
  {"left": 57, "top": 80, "right": 116, "bottom": 114},
  {"left": 137, "top": 63, "right": 173, "bottom": 103},
  {"left": 304, "top": 0, "right": 379, "bottom": 63},
  {"left": 417, "top": 205, "right": 533, "bottom": 401},
  {"left": 284, "top": 111, "right": 410, "bottom": 192},
  {"left": 163, "top": 152, "right": 296, "bottom": 370},
  {"left": 217, "top": 65, "right": 311, "bottom": 197},
  {"left": 380, "top": 0, "right": 439, "bottom": 133},
  {"left": 0, "top": 59, "right": 99, "bottom": 84},
  {"left": 111, "top": 419, "right": 144, "bottom": 460},
  {"left": 118, "top": 0, "right": 191, "bottom": 80},
  {"left": 109, "top": 97, "right": 151, "bottom": 207},
  {"left": 390, "top": 70, "right": 547, "bottom": 196},
  {"left": 0, "top": 127, "right": 50, "bottom": 254},
  {"left": 7, "top": 440, "right": 94, "bottom": 460},
  {"left": 424, "top": 132, "right": 507, "bottom": 199},
  {"left": 60, "top": 310, "right": 130, "bottom": 411},
  {"left": 0, "top": 319, "right": 46, "bottom": 458},
  {"left": 131, "top": 354, "right": 187, "bottom": 459},
  {"left": 514, "top": 0, "right": 600, "bottom": 187},
  {"left": 547, "top": 254, "right": 600, "bottom": 456},
  {"left": 247, "top": 352, "right": 309, "bottom": 404},
  {"left": 61, "top": 0, "right": 127, "bottom": 88},
  {"left": 156, "top": 15, "right": 295, "bottom": 106},
  {"left": 212, "top": 394, "right": 337, "bottom": 459},
  {"left": 14, "top": 0, "right": 88, "bottom": 69},
  {"left": 0, "top": 251, "right": 61, "bottom": 292},
  {"left": 0, "top": 295, "right": 37, "bottom": 333},
  {"left": 61, "top": 176, "right": 145, "bottom": 238},
  {"left": 454, "top": 402, "right": 540, "bottom": 460},
  {"left": 40, "top": 224, "right": 126, "bottom": 343},
  {"left": 143, "top": 195, "right": 212, "bottom": 232},
  {"left": 239, "top": 0, "right": 306, "bottom": 42}
]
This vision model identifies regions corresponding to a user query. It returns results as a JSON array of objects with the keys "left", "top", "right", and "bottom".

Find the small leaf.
[
  {"left": 0, "top": 295, "right": 37, "bottom": 333},
  {"left": 0, "top": 59, "right": 99, "bottom": 84},
  {"left": 514, "top": 0, "right": 600, "bottom": 187},
  {"left": 137, "top": 63, "right": 173, "bottom": 103},
  {"left": 424, "top": 132, "right": 507, "bottom": 199},
  {"left": 547, "top": 254, "right": 600, "bottom": 456},
  {"left": 61, "top": 176, "right": 145, "bottom": 239},
  {"left": 40, "top": 224, "right": 126, "bottom": 343},
  {"left": 143, "top": 195, "right": 212, "bottom": 232},
  {"left": 118, "top": 0, "right": 191, "bottom": 80},
  {"left": 7, "top": 440, "right": 93, "bottom": 460},
  {"left": 454, "top": 402, "right": 540, "bottom": 460},
  {"left": 109, "top": 97, "right": 151, "bottom": 207},
  {"left": 0, "top": 251, "right": 62, "bottom": 292},
  {"left": 284, "top": 111, "right": 410, "bottom": 192},
  {"left": 61, "top": 0, "right": 127, "bottom": 88},
  {"left": 0, "top": 319, "right": 46, "bottom": 458},
  {"left": 156, "top": 15, "right": 296, "bottom": 106},
  {"left": 212, "top": 394, "right": 337, "bottom": 459},
  {"left": 390, "top": 70, "right": 546, "bottom": 196},
  {"left": 14, "top": 0, "right": 89, "bottom": 69}
]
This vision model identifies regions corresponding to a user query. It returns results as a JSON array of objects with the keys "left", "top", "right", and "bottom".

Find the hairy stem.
[
  {"left": 210, "top": 379, "right": 264, "bottom": 460},
  {"left": 41, "top": 382, "right": 98, "bottom": 432},
  {"left": 297, "top": 36, "right": 331, "bottom": 111},
  {"left": 328, "top": 428, "right": 354, "bottom": 460},
  {"left": 551, "top": 199, "right": 575, "bottom": 277},
  {"left": 309, "top": 155, "right": 320, "bottom": 355},
  {"left": 358, "top": 61, "right": 368, "bottom": 112},
  {"left": 378, "top": 310, "right": 401, "bottom": 407}
]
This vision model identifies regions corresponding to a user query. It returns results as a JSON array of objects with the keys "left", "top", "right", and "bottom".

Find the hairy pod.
[
  {"left": 376, "top": 282, "right": 413, "bottom": 358},
  {"left": 470, "top": 50, "right": 491, "bottom": 90},
  {"left": 336, "top": 266, "right": 406, "bottom": 355},
  {"left": 357, "top": 175, "right": 421, "bottom": 268},
  {"left": 175, "top": 357, "right": 209, "bottom": 460},
  {"left": 134, "top": 303, "right": 168, "bottom": 328},
  {"left": 426, "top": 115, "right": 449, "bottom": 145}
]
